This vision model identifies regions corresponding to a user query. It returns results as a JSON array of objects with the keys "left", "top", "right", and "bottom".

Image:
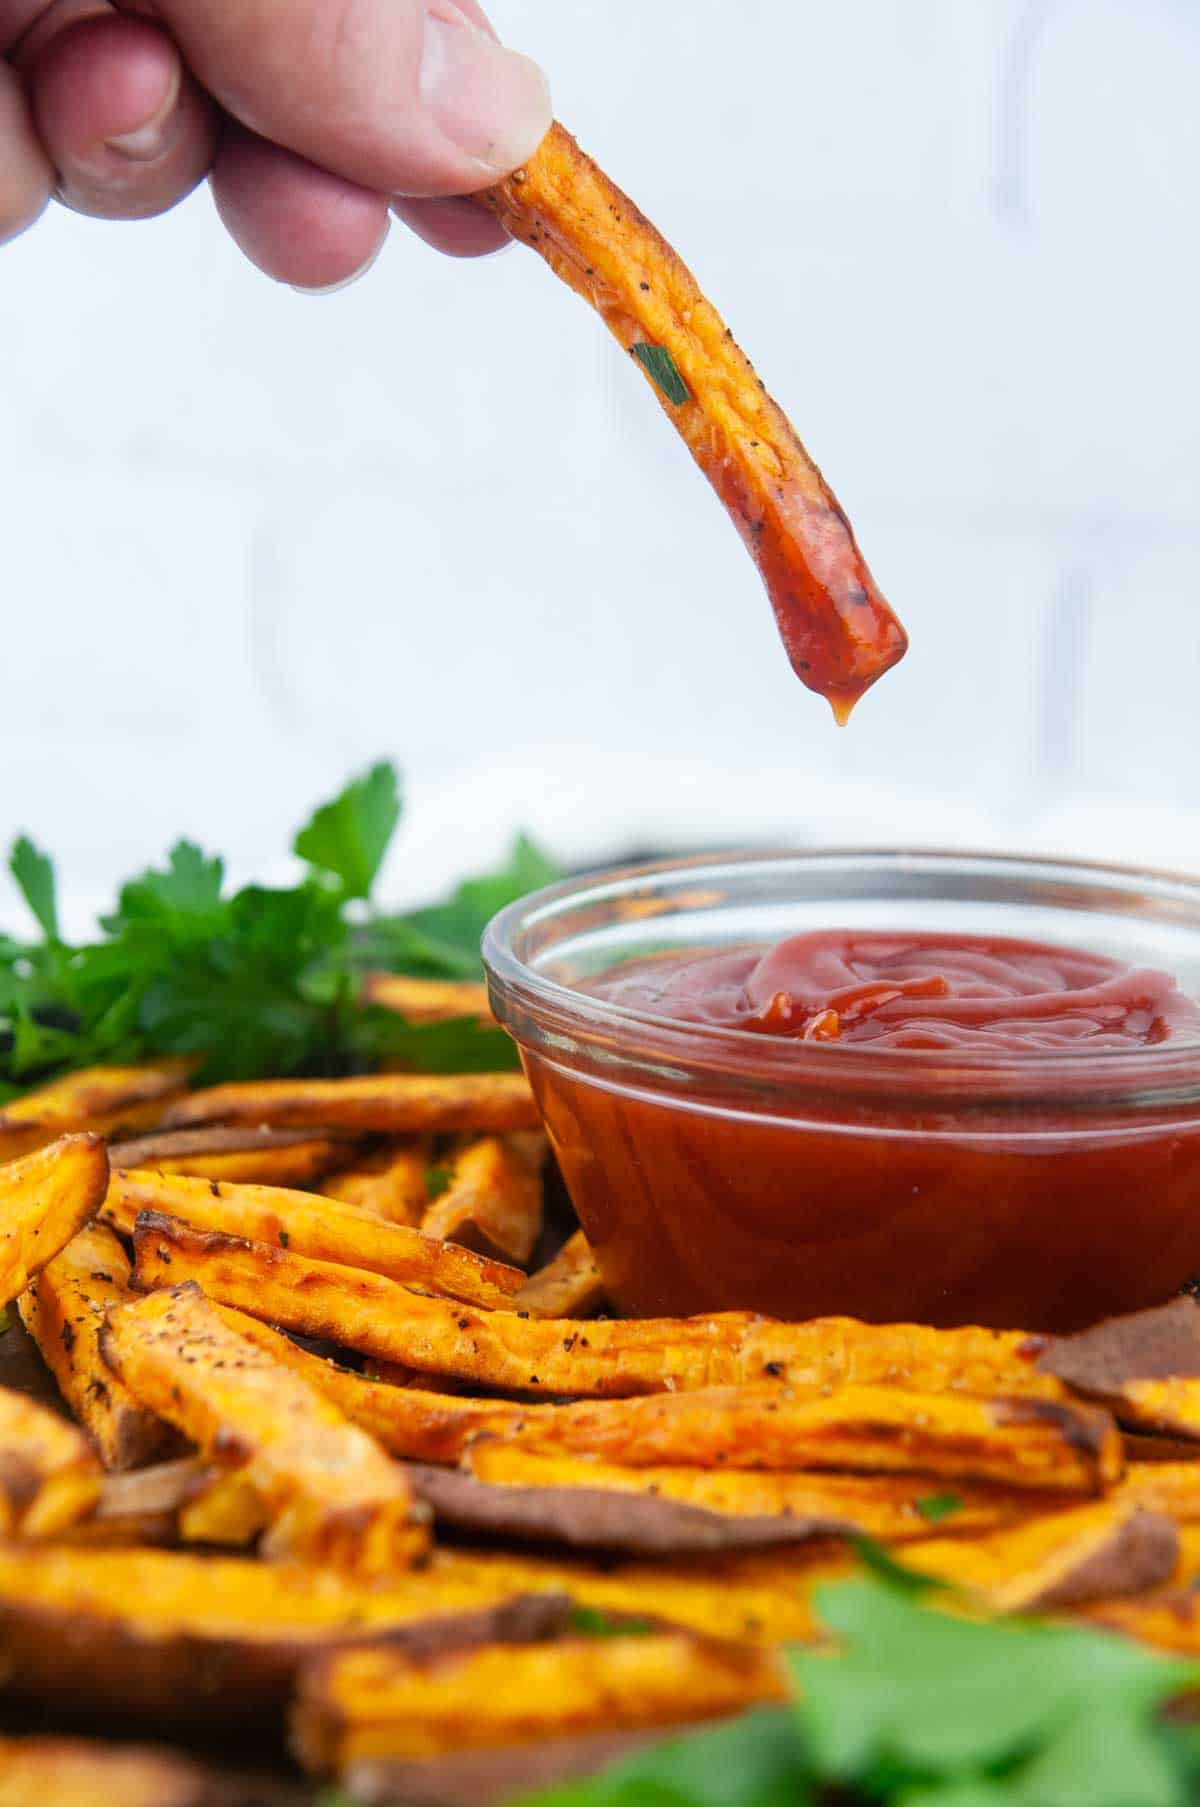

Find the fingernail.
[
  {"left": 420, "top": 8, "right": 552, "bottom": 175},
  {"left": 105, "top": 63, "right": 181, "bottom": 162},
  {"left": 289, "top": 234, "right": 386, "bottom": 296}
]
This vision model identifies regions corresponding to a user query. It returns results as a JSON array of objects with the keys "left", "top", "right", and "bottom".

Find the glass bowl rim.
[{"left": 482, "top": 845, "right": 1200, "bottom": 1101}]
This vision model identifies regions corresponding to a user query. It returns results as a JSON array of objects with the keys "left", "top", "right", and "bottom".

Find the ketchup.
[
  {"left": 525, "top": 931, "right": 1200, "bottom": 1332},
  {"left": 590, "top": 931, "right": 1200, "bottom": 1052}
]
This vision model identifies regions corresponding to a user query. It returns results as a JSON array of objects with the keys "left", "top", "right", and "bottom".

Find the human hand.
[{"left": 0, "top": 0, "right": 551, "bottom": 285}]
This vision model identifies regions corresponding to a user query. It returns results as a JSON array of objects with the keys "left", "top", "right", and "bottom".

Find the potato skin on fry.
[
  {"left": 0, "top": 1134, "right": 110, "bottom": 1309},
  {"left": 162, "top": 1073, "right": 538, "bottom": 1135},
  {"left": 131, "top": 1216, "right": 1064, "bottom": 1404},
  {"left": 0, "top": 1062, "right": 193, "bottom": 1162},
  {"left": 480, "top": 126, "right": 907, "bottom": 718},
  {"left": 292, "top": 1631, "right": 788, "bottom": 1773},
  {"left": 101, "top": 1283, "right": 428, "bottom": 1574},
  {"left": 19, "top": 1221, "right": 171, "bottom": 1472},
  {"left": 106, "top": 1170, "right": 524, "bottom": 1309},
  {"left": 109, "top": 1127, "right": 347, "bottom": 1189}
]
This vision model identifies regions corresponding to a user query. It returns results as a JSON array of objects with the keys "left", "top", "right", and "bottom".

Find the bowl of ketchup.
[{"left": 483, "top": 851, "right": 1200, "bottom": 1332}]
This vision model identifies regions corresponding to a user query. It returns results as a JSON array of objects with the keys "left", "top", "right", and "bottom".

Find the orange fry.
[
  {"left": 420, "top": 1134, "right": 545, "bottom": 1266},
  {"left": 321, "top": 1140, "right": 433, "bottom": 1227},
  {"left": 364, "top": 975, "right": 494, "bottom": 1025},
  {"left": 0, "top": 1134, "right": 109, "bottom": 1308},
  {"left": 162, "top": 1073, "right": 538, "bottom": 1135}
]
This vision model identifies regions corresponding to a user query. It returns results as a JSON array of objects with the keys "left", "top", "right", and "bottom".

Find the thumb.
[{"left": 124, "top": 0, "right": 552, "bottom": 196}]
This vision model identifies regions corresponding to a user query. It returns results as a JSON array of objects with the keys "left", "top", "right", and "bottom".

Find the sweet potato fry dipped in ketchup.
[{"left": 479, "top": 125, "right": 907, "bottom": 720}]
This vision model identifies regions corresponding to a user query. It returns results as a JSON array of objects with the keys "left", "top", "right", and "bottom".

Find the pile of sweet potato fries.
[{"left": 0, "top": 989, "right": 1199, "bottom": 1805}]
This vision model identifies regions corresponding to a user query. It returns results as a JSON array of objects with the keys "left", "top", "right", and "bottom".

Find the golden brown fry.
[
  {"left": 0, "top": 1134, "right": 109, "bottom": 1308},
  {"left": 515, "top": 1230, "right": 608, "bottom": 1319},
  {"left": 321, "top": 1139, "right": 433, "bottom": 1227},
  {"left": 107, "top": 1171, "right": 524, "bottom": 1309},
  {"left": 162, "top": 1073, "right": 538, "bottom": 1135},
  {"left": 18, "top": 1221, "right": 170, "bottom": 1471},
  {"left": 101, "top": 1284, "right": 428, "bottom": 1573},
  {"left": 479, "top": 126, "right": 907, "bottom": 718},
  {"left": 420, "top": 1135, "right": 545, "bottom": 1266},
  {"left": 177, "top": 1468, "right": 268, "bottom": 1548},
  {"left": 0, "top": 1062, "right": 194, "bottom": 1160},
  {"left": 0, "top": 1542, "right": 569, "bottom": 1725},
  {"left": 1117, "top": 1462, "right": 1200, "bottom": 1524},
  {"left": 0, "top": 1734, "right": 302, "bottom": 1807},
  {"left": 131, "top": 1217, "right": 1064, "bottom": 1403},
  {"left": 110, "top": 1127, "right": 347, "bottom": 1188},
  {"left": 465, "top": 1445, "right": 1047, "bottom": 1541},
  {"left": 364, "top": 974, "right": 494, "bottom": 1025},
  {"left": 0, "top": 1384, "right": 100, "bottom": 1537},
  {"left": 210, "top": 1307, "right": 535, "bottom": 1462},
  {"left": 905, "top": 1501, "right": 1177, "bottom": 1614},
  {"left": 1078, "top": 1589, "right": 1200, "bottom": 1655},
  {"left": 292, "top": 1631, "right": 787, "bottom": 1773}
]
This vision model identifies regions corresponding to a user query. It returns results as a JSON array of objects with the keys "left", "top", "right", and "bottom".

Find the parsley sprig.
[
  {"left": 0, "top": 762, "right": 557, "bottom": 1092},
  {"left": 528, "top": 1577, "right": 1200, "bottom": 1807}
]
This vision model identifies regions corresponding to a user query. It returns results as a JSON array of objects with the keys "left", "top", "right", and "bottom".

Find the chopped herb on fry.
[
  {"left": 914, "top": 1491, "right": 966, "bottom": 1524},
  {"left": 630, "top": 341, "right": 691, "bottom": 405}
]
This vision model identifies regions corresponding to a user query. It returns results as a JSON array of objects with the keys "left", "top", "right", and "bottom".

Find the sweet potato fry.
[
  {"left": 0, "top": 1134, "right": 109, "bottom": 1308},
  {"left": 209, "top": 1307, "right": 538, "bottom": 1462},
  {"left": 321, "top": 1139, "right": 433, "bottom": 1227},
  {"left": 364, "top": 974, "right": 494, "bottom": 1025},
  {"left": 420, "top": 1135, "right": 545, "bottom": 1266},
  {"left": 162, "top": 1073, "right": 538, "bottom": 1135},
  {"left": 479, "top": 125, "right": 907, "bottom": 718},
  {"left": 1078, "top": 1589, "right": 1200, "bottom": 1655},
  {"left": 101, "top": 1283, "right": 428, "bottom": 1573},
  {"left": 130, "top": 1217, "right": 1065, "bottom": 1403},
  {"left": 465, "top": 1445, "right": 1048, "bottom": 1542},
  {"left": 0, "top": 1542, "right": 570, "bottom": 1725},
  {"left": 109, "top": 1127, "right": 347, "bottom": 1188},
  {"left": 0, "top": 1061, "right": 193, "bottom": 1160},
  {"left": 176, "top": 1467, "right": 269, "bottom": 1548},
  {"left": 18, "top": 1221, "right": 171, "bottom": 1471},
  {"left": 1118, "top": 1461, "right": 1200, "bottom": 1524},
  {"left": 905, "top": 1501, "right": 1178, "bottom": 1614},
  {"left": 0, "top": 1383, "right": 100, "bottom": 1537},
  {"left": 0, "top": 1735, "right": 306, "bottom": 1807},
  {"left": 514, "top": 1230, "right": 608, "bottom": 1319},
  {"left": 406, "top": 1462, "right": 841, "bottom": 1556},
  {"left": 1038, "top": 1298, "right": 1200, "bottom": 1440},
  {"left": 292, "top": 1632, "right": 787, "bottom": 1773},
  {"left": 340, "top": 1731, "right": 679, "bottom": 1807},
  {"left": 107, "top": 1171, "right": 524, "bottom": 1309}
]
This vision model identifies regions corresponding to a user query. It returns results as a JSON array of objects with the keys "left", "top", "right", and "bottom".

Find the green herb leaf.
[
  {"left": 630, "top": 342, "right": 691, "bottom": 405},
  {"left": 914, "top": 1491, "right": 965, "bottom": 1524},
  {"left": 294, "top": 762, "right": 402, "bottom": 900},
  {"left": 567, "top": 1606, "right": 657, "bottom": 1639},
  {"left": 9, "top": 838, "right": 59, "bottom": 941},
  {"left": 361, "top": 834, "right": 561, "bottom": 981},
  {"left": 849, "top": 1535, "right": 949, "bottom": 1596},
  {"left": 423, "top": 1164, "right": 453, "bottom": 1202}
]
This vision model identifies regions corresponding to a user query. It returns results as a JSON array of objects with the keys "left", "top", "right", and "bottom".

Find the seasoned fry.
[
  {"left": 107, "top": 1171, "right": 524, "bottom": 1308},
  {"left": 364, "top": 974, "right": 494, "bottom": 1025},
  {"left": 906, "top": 1501, "right": 1178, "bottom": 1614},
  {"left": 131, "top": 1219, "right": 1064, "bottom": 1402},
  {"left": 0, "top": 1542, "right": 570, "bottom": 1725},
  {"left": 0, "top": 1384, "right": 100, "bottom": 1537},
  {"left": 210, "top": 1307, "right": 538, "bottom": 1462},
  {"left": 0, "top": 1134, "right": 109, "bottom": 1308},
  {"left": 407, "top": 1462, "right": 841, "bottom": 1556},
  {"left": 18, "top": 1221, "right": 170, "bottom": 1471},
  {"left": 109, "top": 1127, "right": 346, "bottom": 1188},
  {"left": 162, "top": 1073, "right": 538, "bottom": 1135},
  {"left": 101, "top": 1284, "right": 428, "bottom": 1573},
  {"left": 420, "top": 1135, "right": 545, "bottom": 1266},
  {"left": 479, "top": 125, "right": 907, "bottom": 718},
  {"left": 321, "top": 1139, "right": 433, "bottom": 1227},
  {"left": 465, "top": 1445, "right": 1048, "bottom": 1542},
  {"left": 0, "top": 1062, "right": 193, "bottom": 1160},
  {"left": 292, "top": 1632, "right": 788, "bottom": 1773},
  {"left": 514, "top": 1230, "right": 608, "bottom": 1319},
  {"left": 1038, "top": 1298, "right": 1200, "bottom": 1440},
  {"left": 0, "top": 1735, "right": 305, "bottom": 1807}
]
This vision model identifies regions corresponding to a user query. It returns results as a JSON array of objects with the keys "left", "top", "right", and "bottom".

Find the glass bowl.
[{"left": 483, "top": 850, "right": 1200, "bottom": 1331}]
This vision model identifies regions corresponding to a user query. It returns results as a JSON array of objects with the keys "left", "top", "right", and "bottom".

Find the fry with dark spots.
[
  {"left": 420, "top": 1134, "right": 545, "bottom": 1266},
  {"left": 515, "top": 1230, "right": 608, "bottom": 1319},
  {"left": 105, "top": 1170, "right": 524, "bottom": 1308},
  {"left": 161, "top": 1073, "right": 539, "bottom": 1135},
  {"left": 130, "top": 1215, "right": 1068, "bottom": 1404},
  {"left": 18, "top": 1220, "right": 172, "bottom": 1471},
  {"left": 320, "top": 1139, "right": 433, "bottom": 1227},
  {"left": 0, "top": 1062, "right": 194, "bottom": 1161},
  {"left": 0, "top": 1134, "right": 110, "bottom": 1309},
  {"left": 109, "top": 1127, "right": 348, "bottom": 1189},
  {"left": 479, "top": 125, "right": 907, "bottom": 719},
  {"left": 100, "top": 1283, "right": 427, "bottom": 1574}
]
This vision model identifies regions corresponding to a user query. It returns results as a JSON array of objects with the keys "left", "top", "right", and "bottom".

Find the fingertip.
[
  {"left": 391, "top": 194, "right": 511, "bottom": 259},
  {"left": 0, "top": 62, "right": 54, "bottom": 246},
  {"left": 211, "top": 125, "right": 390, "bottom": 288}
]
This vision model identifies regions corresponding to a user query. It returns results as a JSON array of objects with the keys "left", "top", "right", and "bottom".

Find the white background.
[{"left": 1, "top": 0, "right": 1197, "bottom": 926}]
